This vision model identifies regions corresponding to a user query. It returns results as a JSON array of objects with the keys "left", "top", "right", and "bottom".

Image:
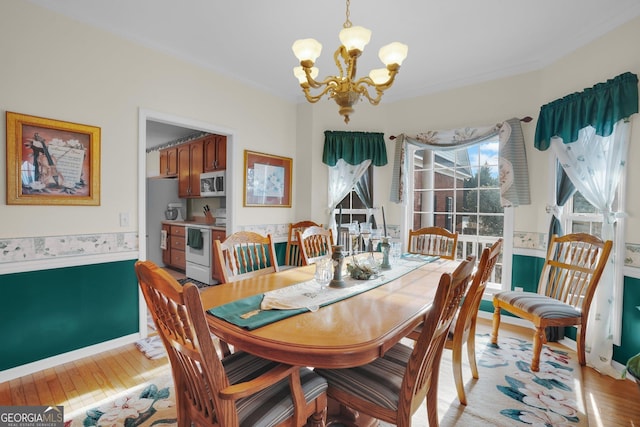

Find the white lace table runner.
[{"left": 260, "top": 256, "right": 437, "bottom": 311}]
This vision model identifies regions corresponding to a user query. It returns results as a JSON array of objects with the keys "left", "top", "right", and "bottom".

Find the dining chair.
[
  {"left": 135, "top": 260, "right": 328, "bottom": 427},
  {"left": 491, "top": 233, "right": 612, "bottom": 372},
  {"left": 408, "top": 239, "right": 503, "bottom": 405},
  {"left": 297, "top": 226, "right": 334, "bottom": 266},
  {"left": 214, "top": 231, "right": 279, "bottom": 284},
  {"left": 285, "top": 221, "right": 322, "bottom": 267},
  {"left": 315, "top": 256, "right": 476, "bottom": 427},
  {"left": 408, "top": 226, "right": 458, "bottom": 260}
]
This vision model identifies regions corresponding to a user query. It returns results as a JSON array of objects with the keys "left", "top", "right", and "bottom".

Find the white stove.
[{"left": 185, "top": 225, "right": 214, "bottom": 285}]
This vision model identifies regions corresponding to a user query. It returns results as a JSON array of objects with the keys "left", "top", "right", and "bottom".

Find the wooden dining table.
[{"left": 201, "top": 257, "right": 460, "bottom": 369}]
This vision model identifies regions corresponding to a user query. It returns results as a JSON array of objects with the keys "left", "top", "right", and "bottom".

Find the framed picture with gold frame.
[
  {"left": 6, "top": 111, "right": 101, "bottom": 205},
  {"left": 243, "top": 150, "right": 292, "bottom": 207}
]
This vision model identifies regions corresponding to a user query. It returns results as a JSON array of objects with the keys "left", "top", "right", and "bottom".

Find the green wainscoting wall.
[
  {"left": 479, "top": 253, "right": 640, "bottom": 366},
  {"left": 2, "top": 253, "right": 638, "bottom": 373},
  {"left": 1, "top": 260, "right": 139, "bottom": 371}
]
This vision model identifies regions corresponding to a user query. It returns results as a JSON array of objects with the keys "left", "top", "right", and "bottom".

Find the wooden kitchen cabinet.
[
  {"left": 211, "top": 229, "right": 226, "bottom": 282},
  {"left": 159, "top": 147, "right": 178, "bottom": 177},
  {"left": 166, "top": 224, "right": 186, "bottom": 270},
  {"left": 178, "top": 140, "right": 204, "bottom": 198},
  {"left": 203, "top": 135, "right": 227, "bottom": 172}
]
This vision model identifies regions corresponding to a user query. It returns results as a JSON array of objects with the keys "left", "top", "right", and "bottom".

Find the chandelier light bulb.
[
  {"left": 369, "top": 68, "right": 390, "bottom": 85},
  {"left": 378, "top": 42, "right": 408, "bottom": 66},
  {"left": 293, "top": 66, "right": 319, "bottom": 84},
  {"left": 339, "top": 26, "right": 371, "bottom": 52},
  {"left": 292, "top": 38, "right": 323, "bottom": 62}
]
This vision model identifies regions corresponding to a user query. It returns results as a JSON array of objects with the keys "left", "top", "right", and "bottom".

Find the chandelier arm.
[
  {"left": 354, "top": 83, "right": 383, "bottom": 105},
  {"left": 353, "top": 67, "right": 400, "bottom": 92},
  {"left": 333, "top": 46, "right": 349, "bottom": 80},
  {"left": 301, "top": 82, "right": 338, "bottom": 103}
]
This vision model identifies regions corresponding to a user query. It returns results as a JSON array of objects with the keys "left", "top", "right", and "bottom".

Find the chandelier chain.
[{"left": 344, "top": 0, "right": 352, "bottom": 28}]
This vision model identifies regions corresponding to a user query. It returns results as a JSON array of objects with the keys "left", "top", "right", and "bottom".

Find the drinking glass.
[
  {"left": 314, "top": 258, "right": 333, "bottom": 292},
  {"left": 359, "top": 223, "right": 372, "bottom": 252},
  {"left": 348, "top": 221, "right": 360, "bottom": 255},
  {"left": 370, "top": 229, "right": 382, "bottom": 252},
  {"left": 390, "top": 241, "right": 402, "bottom": 265}
]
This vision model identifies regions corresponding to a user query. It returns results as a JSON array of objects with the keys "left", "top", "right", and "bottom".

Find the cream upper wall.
[
  {"left": 0, "top": 1, "right": 299, "bottom": 238},
  {"left": 1, "top": 1, "right": 639, "bottom": 244},
  {"left": 298, "top": 15, "right": 640, "bottom": 244}
]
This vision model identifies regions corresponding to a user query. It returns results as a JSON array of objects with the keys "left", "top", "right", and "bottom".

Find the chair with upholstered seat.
[
  {"left": 315, "top": 256, "right": 475, "bottom": 427},
  {"left": 297, "top": 226, "right": 334, "bottom": 266},
  {"left": 285, "top": 221, "right": 322, "bottom": 267},
  {"left": 214, "top": 231, "right": 279, "bottom": 284},
  {"left": 408, "top": 226, "right": 458, "bottom": 260},
  {"left": 134, "top": 260, "right": 328, "bottom": 427},
  {"left": 492, "top": 233, "right": 612, "bottom": 372},
  {"left": 409, "top": 238, "right": 503, "bottom": 405}
]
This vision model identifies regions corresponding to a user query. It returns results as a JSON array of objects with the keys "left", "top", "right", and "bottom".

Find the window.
[
  {"left": 564, "top": 191, "right": 604, "bottom": 237},
  {"left": 407, "top": 137, "right": 511, "bottom": 287},
  {"left": 335, "top": 166, "right": 373, "bottom": 226}
]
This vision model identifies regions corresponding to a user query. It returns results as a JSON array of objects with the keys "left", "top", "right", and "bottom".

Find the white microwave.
[{"left": 200, "top": 171, "right": 225, "bottom": 197}]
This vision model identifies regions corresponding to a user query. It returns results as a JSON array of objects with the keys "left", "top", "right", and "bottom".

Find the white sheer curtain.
[
  {"left": 327, "top": 158, "right": 371, "bottom": 239},
  {"left": 550, "top": 120, "right": 631, "bottom": 376}
]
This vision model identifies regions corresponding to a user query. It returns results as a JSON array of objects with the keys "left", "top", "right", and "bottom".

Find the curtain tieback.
[
  {"left": 545, "top": 204, "right": 562, "bottom": 218},
  {"left": 604, "top": 210, "right": 626, "bottom": 224}
]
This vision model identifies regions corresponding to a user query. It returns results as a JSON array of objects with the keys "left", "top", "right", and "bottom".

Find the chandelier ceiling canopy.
[{"left": 292, "top": 0, "right": 408, "bottom": 123}]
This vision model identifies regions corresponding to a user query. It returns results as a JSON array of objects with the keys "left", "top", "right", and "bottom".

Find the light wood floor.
[{"left": 1, "top": 318, "right": 638, "bottom": 425}]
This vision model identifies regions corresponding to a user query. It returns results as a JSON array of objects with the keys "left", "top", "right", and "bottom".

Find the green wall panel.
[
  {"left": 614, "top": 275, "right": 640, "bottom": 364},
  {"left": 275, "top": 242, "right": 287, "bottom": 266},
  {"left": 0, "top": 260, "right": 139, "bottom": 371}
]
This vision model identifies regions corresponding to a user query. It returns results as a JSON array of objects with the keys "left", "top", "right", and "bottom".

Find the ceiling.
[{"left": 27, "top": 0, "right": 640, "bottom": 138}]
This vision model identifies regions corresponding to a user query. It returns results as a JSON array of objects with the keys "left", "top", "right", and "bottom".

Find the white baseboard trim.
[{"left": 0, "top": 332, "right": 144, "bottom": 383}]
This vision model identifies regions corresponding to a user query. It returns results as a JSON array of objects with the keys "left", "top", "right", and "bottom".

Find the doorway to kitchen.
[{"left": 137, "top": 109, "right": 235, "bottom": 330}]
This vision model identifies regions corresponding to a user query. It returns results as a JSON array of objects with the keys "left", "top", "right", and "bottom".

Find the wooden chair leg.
[
  {"left": 577, "top": 324, "right": 587, "bottom": 366},
  {"left": 531, "top": 327, "right": 545, "bottom": 372},
  {"left": 490, "top": 306, "right": 501, "bottom": 345},
  {"left": 308, "top": 395, "right": 327, "bottom": 427},
  {"left": 452, "top": 345, "right": 467, "bottom": 405},
  {"left": 467, "top": 333, "right": 479, "bottom": 380},
  {"left": 425, "top": 358, "right": 441, "bottom": 427}
]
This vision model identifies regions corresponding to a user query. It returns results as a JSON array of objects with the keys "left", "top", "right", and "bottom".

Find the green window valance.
[
  {"left": 322, "top": 131, "right": 388, "bottom": 167},
  {"left": 534, "top": 71, "right": 638, "bottom": 150}
]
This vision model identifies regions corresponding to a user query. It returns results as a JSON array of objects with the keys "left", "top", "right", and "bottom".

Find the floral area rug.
[
  {"left": 65, "top": 334, "right": 586, "bottom": 426},
  {"left": 436, "top": 333, "right": 588, "bottom": 427},
  {"left": 64, "top": 375, "right": 176, "bottom": 427}
]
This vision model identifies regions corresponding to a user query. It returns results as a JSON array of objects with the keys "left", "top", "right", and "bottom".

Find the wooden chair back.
[
  {"left": 492, "top": 232, "right": 612, "bottom": 371},
  {"left": 214, "top": 231, "right": 278, "bottom": 284},
  {"left": 408, "top": 226, "right": 458, "bottom": 260},
  {"left": 447, "top": 238, "right": 503, "bottom": 404},
  {"left": 135, "top": 260, "right": 237, "bottom": 425},
  {"left": 297, "top": 226, "right": 334, "bottom": 266},
  {"left": 285, "top": 221, "right": 322, "bottom": 266},
  {"left": 135, "top": 260, "right": 328, "bottom": 427},
  {"left": 404, "top": 255, "right": 476, "bottom": 425},
  {"left": 539, "top": 233, "right": 610, "bottom": 309},
  {"left": 313, "top": 256, "right": 475, "bottom": 427}
]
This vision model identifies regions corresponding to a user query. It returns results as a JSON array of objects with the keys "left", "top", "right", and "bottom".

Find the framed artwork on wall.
[
  {"left": 6, "top": 111, "right": 101, "bottom": 205},
  {"left": 243, "top": 150, "right": 292, "bottom": 207}
]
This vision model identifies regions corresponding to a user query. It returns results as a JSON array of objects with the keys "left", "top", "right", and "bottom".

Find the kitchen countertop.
[{"left": 161, "top": 220, "right": 226, "bottom": 231}]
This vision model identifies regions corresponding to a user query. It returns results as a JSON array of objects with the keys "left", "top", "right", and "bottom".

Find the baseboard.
[{"left": 0, "top": 332, "right": 143, "bottom": 383}]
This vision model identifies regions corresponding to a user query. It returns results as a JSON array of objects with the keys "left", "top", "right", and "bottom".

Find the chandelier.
[{"left": 292, "top": 0, "right": 408, "bottom": 123}]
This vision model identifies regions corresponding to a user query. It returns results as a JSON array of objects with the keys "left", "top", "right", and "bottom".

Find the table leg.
[{"left": 325, "top": 398, "right": 379, "bottom": 427}]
